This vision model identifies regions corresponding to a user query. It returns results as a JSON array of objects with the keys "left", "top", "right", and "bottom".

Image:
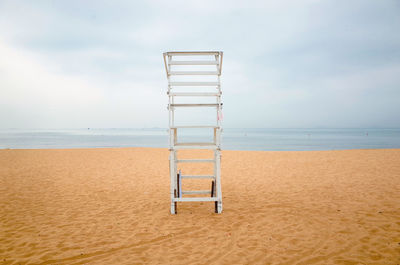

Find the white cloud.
[
  {"left": 0, "top": 39, "right": 166, "bottom": 128},
  {"left": 0, "top": 0, "right": 399, "bottom": 128},
  {"left": 0, "top": 40, "right": 103, "bottom": 104}
]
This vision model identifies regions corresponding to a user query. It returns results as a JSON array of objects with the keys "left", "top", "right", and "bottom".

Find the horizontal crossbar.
[
  {"left": 175, "top": 142, "right": 216, "bottom": 147},
  {"left": 165, "top": 51, "right": 221, "bottom": 56},
  {"left": 170, "top": 126, "right": 219, "bottom": 129},
  {"left": 169, "top": 61, "right": 218, "bottom": 65},
  {"left": 172, "top": 145, "right": 219, "bottom": 150},
  {"left": 169, "top": 82, "right": 219, "bottom": 86},
  {"left": 180, "top": 175, "right": 215, "bottom": 179},
  {"left": 168, "top": 92, "right": 221, "bottom": 97},
  {"left": 174, "top": 197, "right": 219, "bottom": 202},
  {"left": 177, "top": 159, "right": 215, "bottom": 163},
  {"left": 169, "top": 71, "right": 219, "bottom": 75},
  {"left": 182, "top": 190, "right": 212, "bottom": 195},
  {"left": 170, "top": 104, "right": 221, "bottom": 107}
]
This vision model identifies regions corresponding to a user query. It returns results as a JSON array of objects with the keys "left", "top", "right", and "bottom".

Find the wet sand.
[{"left": 1, "top": 148, "right": 400, "bottom": 264}]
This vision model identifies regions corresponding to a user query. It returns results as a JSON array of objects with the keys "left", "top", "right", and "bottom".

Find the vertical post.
[
  {"left": 216, "top": 128, "right": 221, "bottom": 149},
  {"left": 215, "top": 149, "right": 223, "bottom": 213},
  {"left": 174, "top": 150, "right": 177, "bottom": 194},
  {"left": 169, "top": 150, "right": 176, "bottom": 214},
  {"left": 216, "top": 53, "right": 223, "bottom": 213},
  {"left": 167, "top": 54, "right": 176, "bottom": 214}
]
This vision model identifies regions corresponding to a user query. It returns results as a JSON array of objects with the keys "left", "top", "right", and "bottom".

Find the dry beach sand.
[{"left": 1, "top": 148, "right": 400, "bottom": 264}]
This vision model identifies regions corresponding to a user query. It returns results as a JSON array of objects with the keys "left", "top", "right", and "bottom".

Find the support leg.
[
  {"left": 215, "top": 150, "right": 223, "bottom": 213},
  {"left": 169, "top": 150, "right": 176, "bottom": 214}
]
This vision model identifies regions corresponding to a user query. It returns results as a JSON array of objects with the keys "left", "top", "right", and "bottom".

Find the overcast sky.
[{"left": 1, "top": 0, "right": 399, "bottom": 129}]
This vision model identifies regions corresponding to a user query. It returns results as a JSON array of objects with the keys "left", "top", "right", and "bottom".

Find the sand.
[{"left": 1, "top": 148, "right": 400, "bottom": 265}]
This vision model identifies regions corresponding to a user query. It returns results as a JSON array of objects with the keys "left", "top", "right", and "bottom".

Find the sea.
[{"left": 1, "top": 128, "right": 400, "bottom": 151}]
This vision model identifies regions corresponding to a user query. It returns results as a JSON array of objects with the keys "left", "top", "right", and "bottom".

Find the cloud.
[
  {"left": 0, "top": 39, "right": 106, "bottom": 127},
  {"left": 0, "top": 0, "right": 399, "bottom": 128}
]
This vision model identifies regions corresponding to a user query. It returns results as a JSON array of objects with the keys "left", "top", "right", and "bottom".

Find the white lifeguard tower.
[{"left": 163, "top": 51, "right": 223, "bottom": 214}]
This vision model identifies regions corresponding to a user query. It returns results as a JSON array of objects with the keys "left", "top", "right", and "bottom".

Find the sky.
[{"left": 0, "top": 0, "right": 399, "bottom": 129}]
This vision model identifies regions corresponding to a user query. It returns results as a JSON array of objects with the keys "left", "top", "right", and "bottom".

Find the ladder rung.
[
  {"left": 169, "top": 71, "right": 219, "bottom": 75},
  {"left": 175, "top": 142, "right": 216, "bottom": 147},
  {"left": 174, "top": 197, "right": 219, "bottom": 202},
  {"left": 165, "top": 51, "right": 221, "bottom": 56},
  {"left": 182, "top": 190, "right": 212, "bottom": 195},
  {"left": 168, "top": 92, "right": 221, "bottom": 97},
  {"left": 173, "top": 145, "right": 219, "bottom": 150},
  {"left": 181, "top": 175, "right": 215, "bottom": 179},
  {"left": 169, "top": 61, "right": 218, "bottom": 65},
  {"left": 177, "top": 159, "right": 215, "bottom": 163},
  {"left": 170, "top": 104, "right": 221, "bottom": 107},
  {"left": 171, "top": 126, "right": 219, "bottom": 129},
  {"left": 169, "top": 82, "right": 219, "bottom": 86}
]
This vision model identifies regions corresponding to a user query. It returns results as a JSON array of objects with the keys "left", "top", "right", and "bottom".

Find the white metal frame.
[{"left": 163, "top": 51, "right": 223, "bottom": 214}]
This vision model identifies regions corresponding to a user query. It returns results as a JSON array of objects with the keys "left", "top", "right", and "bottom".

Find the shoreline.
[
  {"left": 2, "top": 128, "right": 400, "bottom": 152},
  {"left": 2, "top": 146, "right": 400, "bottom": 152}
]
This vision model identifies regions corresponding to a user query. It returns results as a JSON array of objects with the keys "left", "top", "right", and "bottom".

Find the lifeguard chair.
[{"left": 163, "top": 51, "right": 223, "bottom": 214}]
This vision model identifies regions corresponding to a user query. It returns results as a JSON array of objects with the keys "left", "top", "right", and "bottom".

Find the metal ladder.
[{"left": 163, "top": 51, "right": 223, "bottom": 214}]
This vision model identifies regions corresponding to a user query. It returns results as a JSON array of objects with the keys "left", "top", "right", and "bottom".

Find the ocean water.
[{"left": 1, "top": 128, "right": 400, "bottom": 151}]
